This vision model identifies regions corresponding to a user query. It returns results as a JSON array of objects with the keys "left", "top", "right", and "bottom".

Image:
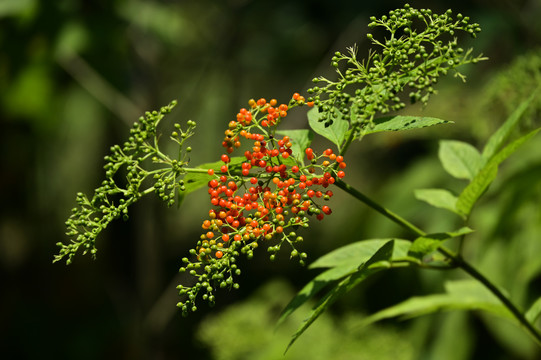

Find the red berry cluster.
[{"left": 177, "top": 93, "right": 345, "bottom": 315}]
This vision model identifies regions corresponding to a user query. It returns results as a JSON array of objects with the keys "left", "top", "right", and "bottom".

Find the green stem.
[
  {"left": 336, "top": 178, "right": 541, "bottom": 346},
  {"left": 438, "top": 247, "right": 541, "bottom": 346},
  {"left": 334, "top": 179, "right": 425, "bottom": 236}
]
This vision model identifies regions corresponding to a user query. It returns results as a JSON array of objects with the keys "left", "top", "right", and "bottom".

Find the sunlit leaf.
[
  {"left": 307, "top": 107, "right": 349, "bottom": 150},
  {"left": 362, "top": 280, "right": 514, "bottom": 326},
  {"left": 285, "top": 240, "right": 395, "bottom": 352},
  {"left": 456, "top": 128, "right": 541, "bottom": 217},
  {"left": 309, "top": 238, "right": 410, "bottom": 269},
  {"left": 365, "top": 115, "right": 453, "bottom": 134},
  {"left": 482, "top": 93, "right": 537, "bottom": 161},
  {"left": 278, "top": 238, "right": 411, "bottom": 330},
  {"left": 414, "top": 188, "right": 461, "bottom": 217},
  {"left": 276, "top": 264, "right": 359, "bottom": 329},
  {"left": 438, "top": 140, "right": 483, "bottom": 180},
  {"left": 408, "top": 227, "right": 473, "bottom": 260}
]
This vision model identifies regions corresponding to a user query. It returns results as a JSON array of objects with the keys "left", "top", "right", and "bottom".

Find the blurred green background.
[{"left": 1, "top": 0, "right": 540, "bottom": 359}]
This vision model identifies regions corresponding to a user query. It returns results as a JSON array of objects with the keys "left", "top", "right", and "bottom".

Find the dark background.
[{"left": 1, "top": 0, "right": 540, "bottom": 359}]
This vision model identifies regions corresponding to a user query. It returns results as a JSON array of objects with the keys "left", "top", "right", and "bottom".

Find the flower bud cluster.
[
  {"left": 176, "top": 93, "right": 345, "bottom": 315},
  {"left": 307, "top": 4, "right": 484, "bottom": 134},
  {"left": 56, "top": 101, "right": 195, "bottom": 264}
]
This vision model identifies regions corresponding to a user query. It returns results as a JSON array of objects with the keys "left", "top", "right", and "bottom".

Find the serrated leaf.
[
  {"left": 365, "top": 115, "right": 453, "bottom": 134},
  {"left": 276, "top": 129, "right": 313, "bottom": 164},
  {"left": 362, "top": 280, "right": 514, "bottom": 327},
  {"left": 526, "top": 296, "right": 541, "bottom": 324},
  {"left": 482, "top": 93, "right": 537, "bottom": 161},
  {"left": 307, "top": 107, "right": 349, "bottom": 150},
  {"left": 456, "top": 128, "right": 540, "bottom": 217},
  {"left": 408, "top": 227, "right": 473, "bottom": 259},
  {"left": 414, "top": 188, "right": 461, "bottom": 217},
  {"left": 309, "top": 238, "right": 410, "bottom": 269},
  {"left": 285, "top": 240, "right": 395, "bottom": 352},
  {"left": 438, "top": 140, "right": 483, "bottom": 180}
]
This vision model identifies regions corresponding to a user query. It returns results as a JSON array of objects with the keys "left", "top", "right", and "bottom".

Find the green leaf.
[
  {"left": 285, "top": 240, "right": 395, "bottom": 352},
  {"left": 276, "top": 129, "right": 314, "bottom": 164},
  {"left": 526, "top": 296, "right": 541, "bottom": 324},
  {"left": 276, "top": 264, "right": 359, "bottom": 330},
  {"left": 438, "top": 140, "right": 483, "bottom": 180},
  {"left": 307, "top": 107, "right": 349, "bottom": 150},
  {"left": 456, "top": 128, "right": 541, "bottom": 217},
  {"left": 408, "top": 227, "right": 473, "bottom": 260},
  {"left": 362, "top": 280, "right": 514, "bottom": 327},
  {"left": 278, "top": 239, "right": 409, "bottom": 329},
  {"left": 414, "top": 188, "right": 461, "bottom": 217},
  {"left": 482, "top": 93, "right": 537, "bottom": 161},
  {"left": 309, "top": 238, "right": 410, "bottom": 269},
  {"left": 364, "top": 115, "right": 453, "bottom": 134}
]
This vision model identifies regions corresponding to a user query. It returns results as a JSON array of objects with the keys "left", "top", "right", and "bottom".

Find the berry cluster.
[{"left": 177, "top": 93, "right": 345, "bottom": 315}]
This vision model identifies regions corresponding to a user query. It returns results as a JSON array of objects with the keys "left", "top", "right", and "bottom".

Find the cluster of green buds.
[
  {"left": 55, "top": 101, "right": 196, "bottom": 264},
  {"left": 307, "top": 4, "right": 485, "bottom": 136}
]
